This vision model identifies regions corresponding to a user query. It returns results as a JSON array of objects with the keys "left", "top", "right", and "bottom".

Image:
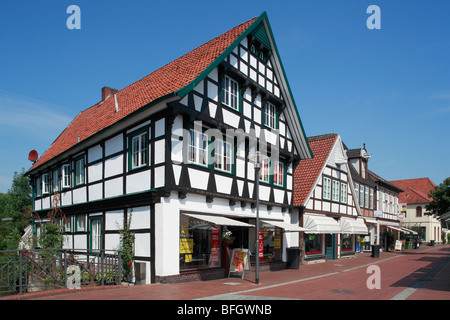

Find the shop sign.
[
  {"left": 210, "top": 226, "right": 220, "bottom": 266},
  {"left": 229, "top": 249, "right": 249, "bottom": 278},
  {"left": 259, "top": 230, "right": 264, "bottom": 258}
]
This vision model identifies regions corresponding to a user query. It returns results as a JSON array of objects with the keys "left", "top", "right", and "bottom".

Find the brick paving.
[{"left": 3, "top": 244, "right": 449, "bottom": 300}]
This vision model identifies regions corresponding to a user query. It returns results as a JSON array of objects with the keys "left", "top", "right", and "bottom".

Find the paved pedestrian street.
[{"left": 4, "top": 244, "right": 448, "bottom": 302}]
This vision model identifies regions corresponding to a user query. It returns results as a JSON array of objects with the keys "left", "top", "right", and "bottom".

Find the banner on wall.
[
  {"left": 259, "top": 230, "right": 264, "bottom": 258},
  {"left": 210, "top": 226, "right": 220, "bottom": 266}
]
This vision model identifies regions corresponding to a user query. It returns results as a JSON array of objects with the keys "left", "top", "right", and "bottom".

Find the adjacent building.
[
  {"left": 390, "top": 178, "right": 442, "bottom": 244},
  {"left": 294, "top": 134, "right": 368, "bottom": 264},
  {"left": 26, "top": 12, "right": 313, "bottom": 283},
  {"left": 346, "top": 144, "right": 404, "bottom": 251}
]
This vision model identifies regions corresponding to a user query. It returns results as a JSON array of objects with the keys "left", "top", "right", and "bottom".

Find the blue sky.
[{"left": 0, "top": 0, "right": 449, "bottom": 193}]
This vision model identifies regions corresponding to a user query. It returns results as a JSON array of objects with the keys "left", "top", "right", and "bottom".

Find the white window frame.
[
  {"left": 214, "top": 139, "right": 232, "bottom": 173},
  {"left": 42, "top": 173, "right": 50, "bottom": 194},
  {"left": 340, "top": 182, "right": 348, "bottom": 204},
  {"left": 187, "top": 129, "right": 208, "bottom": 167},
  {"left": 62, "top": 164, "right": 71, "bottom": 189},
  {"left": 365, "top": 186, "right": 369, "bottom": 209},
  {"left": 359, "top": 184, "right": 365, "bottom": 208},
  {"left": 332, "top": 180, "right": 340, "bottom": 202},
  {"left": 74, "top": 157, "right": 85, "bottom": 186},
  {"left": 221, "top": 75, "right": 239, "bottom": 111},
  {"left": 369, "top": 188, "right": 374, "bottom": 210},
  {"left": 323, "top": 176, "right": 332, "bottom": 200},
  {"left": 259, "top": 158, "right": 270, "bottom": 183},
  {"left": 90, "top": 218, "right": 102, "bottom": 251},
  {"left": 263, "top": 102, "right": 277, "bottom": 130},
  {"left": 273, "top": 161, "right": 284, "bottom": 187},
  {"left": 130, "top": 131, "right": 148, "bottom": 170}
]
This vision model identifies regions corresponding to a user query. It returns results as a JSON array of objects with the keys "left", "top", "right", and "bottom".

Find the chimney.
[{"left": 102, "top": 87, "right": 118, "bottom": 101}]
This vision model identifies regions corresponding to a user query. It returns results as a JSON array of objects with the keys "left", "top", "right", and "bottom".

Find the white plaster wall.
[{"left": 154, "top": 191, "right": 293, "bottom": 278}]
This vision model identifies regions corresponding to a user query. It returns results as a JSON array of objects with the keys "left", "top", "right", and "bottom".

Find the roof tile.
[
  {"left": 29, "top": 17, "right": 257, "bottom": 171},
  {"left": 293, "top": 134, "right": 337, "bottom": 206}
]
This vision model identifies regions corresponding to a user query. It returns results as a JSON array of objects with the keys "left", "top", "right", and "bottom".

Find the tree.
[
  {"left": 425, "top": 177, "right": 450, "bottom": 217},
  {"left": 0, "top": 169, "right": 32, "bottom": 250}
]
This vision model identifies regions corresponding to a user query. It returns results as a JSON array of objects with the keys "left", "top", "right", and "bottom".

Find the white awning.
[
  {"left": 261, "top": 220, "right": 307, "bottom": 232},
  {"left": 399, "top": 227, "right": 418, "bottom": 235},
  {"left": 387, "top": 226, "right": 408, "bottom": 233},
  {"left": 340, "top": 218, "right": 368, "bottom": 235},
  {"left": 303, "top": 214, "right": 341, "bottom": 234},
  {"left": 182, "top": 213, "right": 254, "bottom": 228}
]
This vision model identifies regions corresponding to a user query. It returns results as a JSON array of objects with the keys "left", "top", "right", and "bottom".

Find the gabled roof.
[
  {"left": 390, "top": 178, "right": 436, "bottom": 204},
  {"left": 28, "top": 12, "right": 312, "bottom": 174},
  {"left": 293, "top": 133, "right": 338, "bottom": 206}
]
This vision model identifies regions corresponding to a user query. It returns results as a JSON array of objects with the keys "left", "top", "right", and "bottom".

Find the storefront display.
[
  {"left": 305, "top": 234, "right": 323, "bottom": 256},
  {"left": 341, "top": 233, "right": 354, "bottom": 253},
  {"left": 180, "top": 215, "right": 221, "bottom": 270}
]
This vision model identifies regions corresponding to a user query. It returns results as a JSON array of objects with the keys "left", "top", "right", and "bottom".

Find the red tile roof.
[
  {"left": 293, "top": 134, "right": 337, "bottom": 206},
  {"left": 29, "top": 16, "right": 257, "bottom": 172},
  {"left": 390, "top": 178, "right": 436, "bottom": 204}
]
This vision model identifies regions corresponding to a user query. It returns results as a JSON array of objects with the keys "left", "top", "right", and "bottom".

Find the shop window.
[
  {"left": 341, "top": 234, "right": 354, "bottom": 253},
  {"left": 305, "top": 234, "right": 323, "bottom": 256},
  {"left": 180, "top": 215, "right": 221, "bottom": 270},
  {"left": 260, "top": 223, "right": 282, "bottom": 262}
]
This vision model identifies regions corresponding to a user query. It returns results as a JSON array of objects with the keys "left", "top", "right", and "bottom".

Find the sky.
[{"left": 0, "top": 0, "right": 449, "bottom": 193}]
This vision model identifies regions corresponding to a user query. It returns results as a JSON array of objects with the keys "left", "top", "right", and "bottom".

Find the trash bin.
[
  {"left": 430, "top": 240, "right": 435, "bottom": 246},
  {"left": 286, "top": 248, "right": 301, "bottom": 269},
  {"left": 371, "top": 245, "right": 380, "bottom": 258}
]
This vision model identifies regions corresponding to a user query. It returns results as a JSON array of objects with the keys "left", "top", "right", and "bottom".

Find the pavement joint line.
[{"left": 197, "top": 252, "right": 407, "bottom": 300}]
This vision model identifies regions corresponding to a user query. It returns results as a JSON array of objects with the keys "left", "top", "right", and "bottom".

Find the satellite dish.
[{"left": 28, "top": 150, "right": 38, "bottom": 162}]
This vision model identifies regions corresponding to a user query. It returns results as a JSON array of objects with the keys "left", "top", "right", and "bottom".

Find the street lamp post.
[
  {"left": 254, "top": 160, "right": 261, "bottom": 285},
  {"left": 248, "top": 151, "right": 267, "bottom": 285}
]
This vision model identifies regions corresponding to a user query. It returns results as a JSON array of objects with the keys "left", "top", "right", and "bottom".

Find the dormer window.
[{"left": 259, "top": 51, "right": 265, "bottom": 62}]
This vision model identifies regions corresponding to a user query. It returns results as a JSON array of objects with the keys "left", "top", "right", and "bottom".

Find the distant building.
[{"left": 390, "top": 178, "right": 442, "bottom": 244}]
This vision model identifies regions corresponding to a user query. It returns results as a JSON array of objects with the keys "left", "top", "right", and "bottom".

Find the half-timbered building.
[
  {"left": 293, "top": 134, "right": 368, "bottom": 264},
  {"left": 26, "top": 12, "right": 313, "bottom": 283},
  {"left": 346, "top": 144, "right": 404, "bottom": 251}
]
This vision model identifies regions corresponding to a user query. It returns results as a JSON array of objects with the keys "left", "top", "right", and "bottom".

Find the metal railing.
[{"left": 0, "top": 249, "right": 122, "bottom": 295}]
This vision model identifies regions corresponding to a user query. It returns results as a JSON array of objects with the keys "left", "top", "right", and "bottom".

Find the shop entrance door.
[{"left": 325, "top": 234, "right": 335, "bottom": 260}]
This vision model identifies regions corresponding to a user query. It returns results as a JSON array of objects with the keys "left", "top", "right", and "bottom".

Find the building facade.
[{"left": 27, "top": 13, "right": 313, "bottom": 283}]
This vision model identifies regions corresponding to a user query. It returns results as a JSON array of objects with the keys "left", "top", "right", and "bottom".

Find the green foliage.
[
  {"left": 40, "top": 223, "right": 64, "bottom": 249},
  {"left": 119, "top": 214, "right": 135, "bottom": 279},
  {"left": 0, "top": 169, "right": 32, "bottom": 250},
  {"left": 425, "top": 177, "right": 450, "bottom": 216}
]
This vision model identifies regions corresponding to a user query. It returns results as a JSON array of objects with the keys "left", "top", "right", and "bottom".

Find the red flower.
[{"left": 127, "top": 262, "right": 131, "bottom": 266}]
